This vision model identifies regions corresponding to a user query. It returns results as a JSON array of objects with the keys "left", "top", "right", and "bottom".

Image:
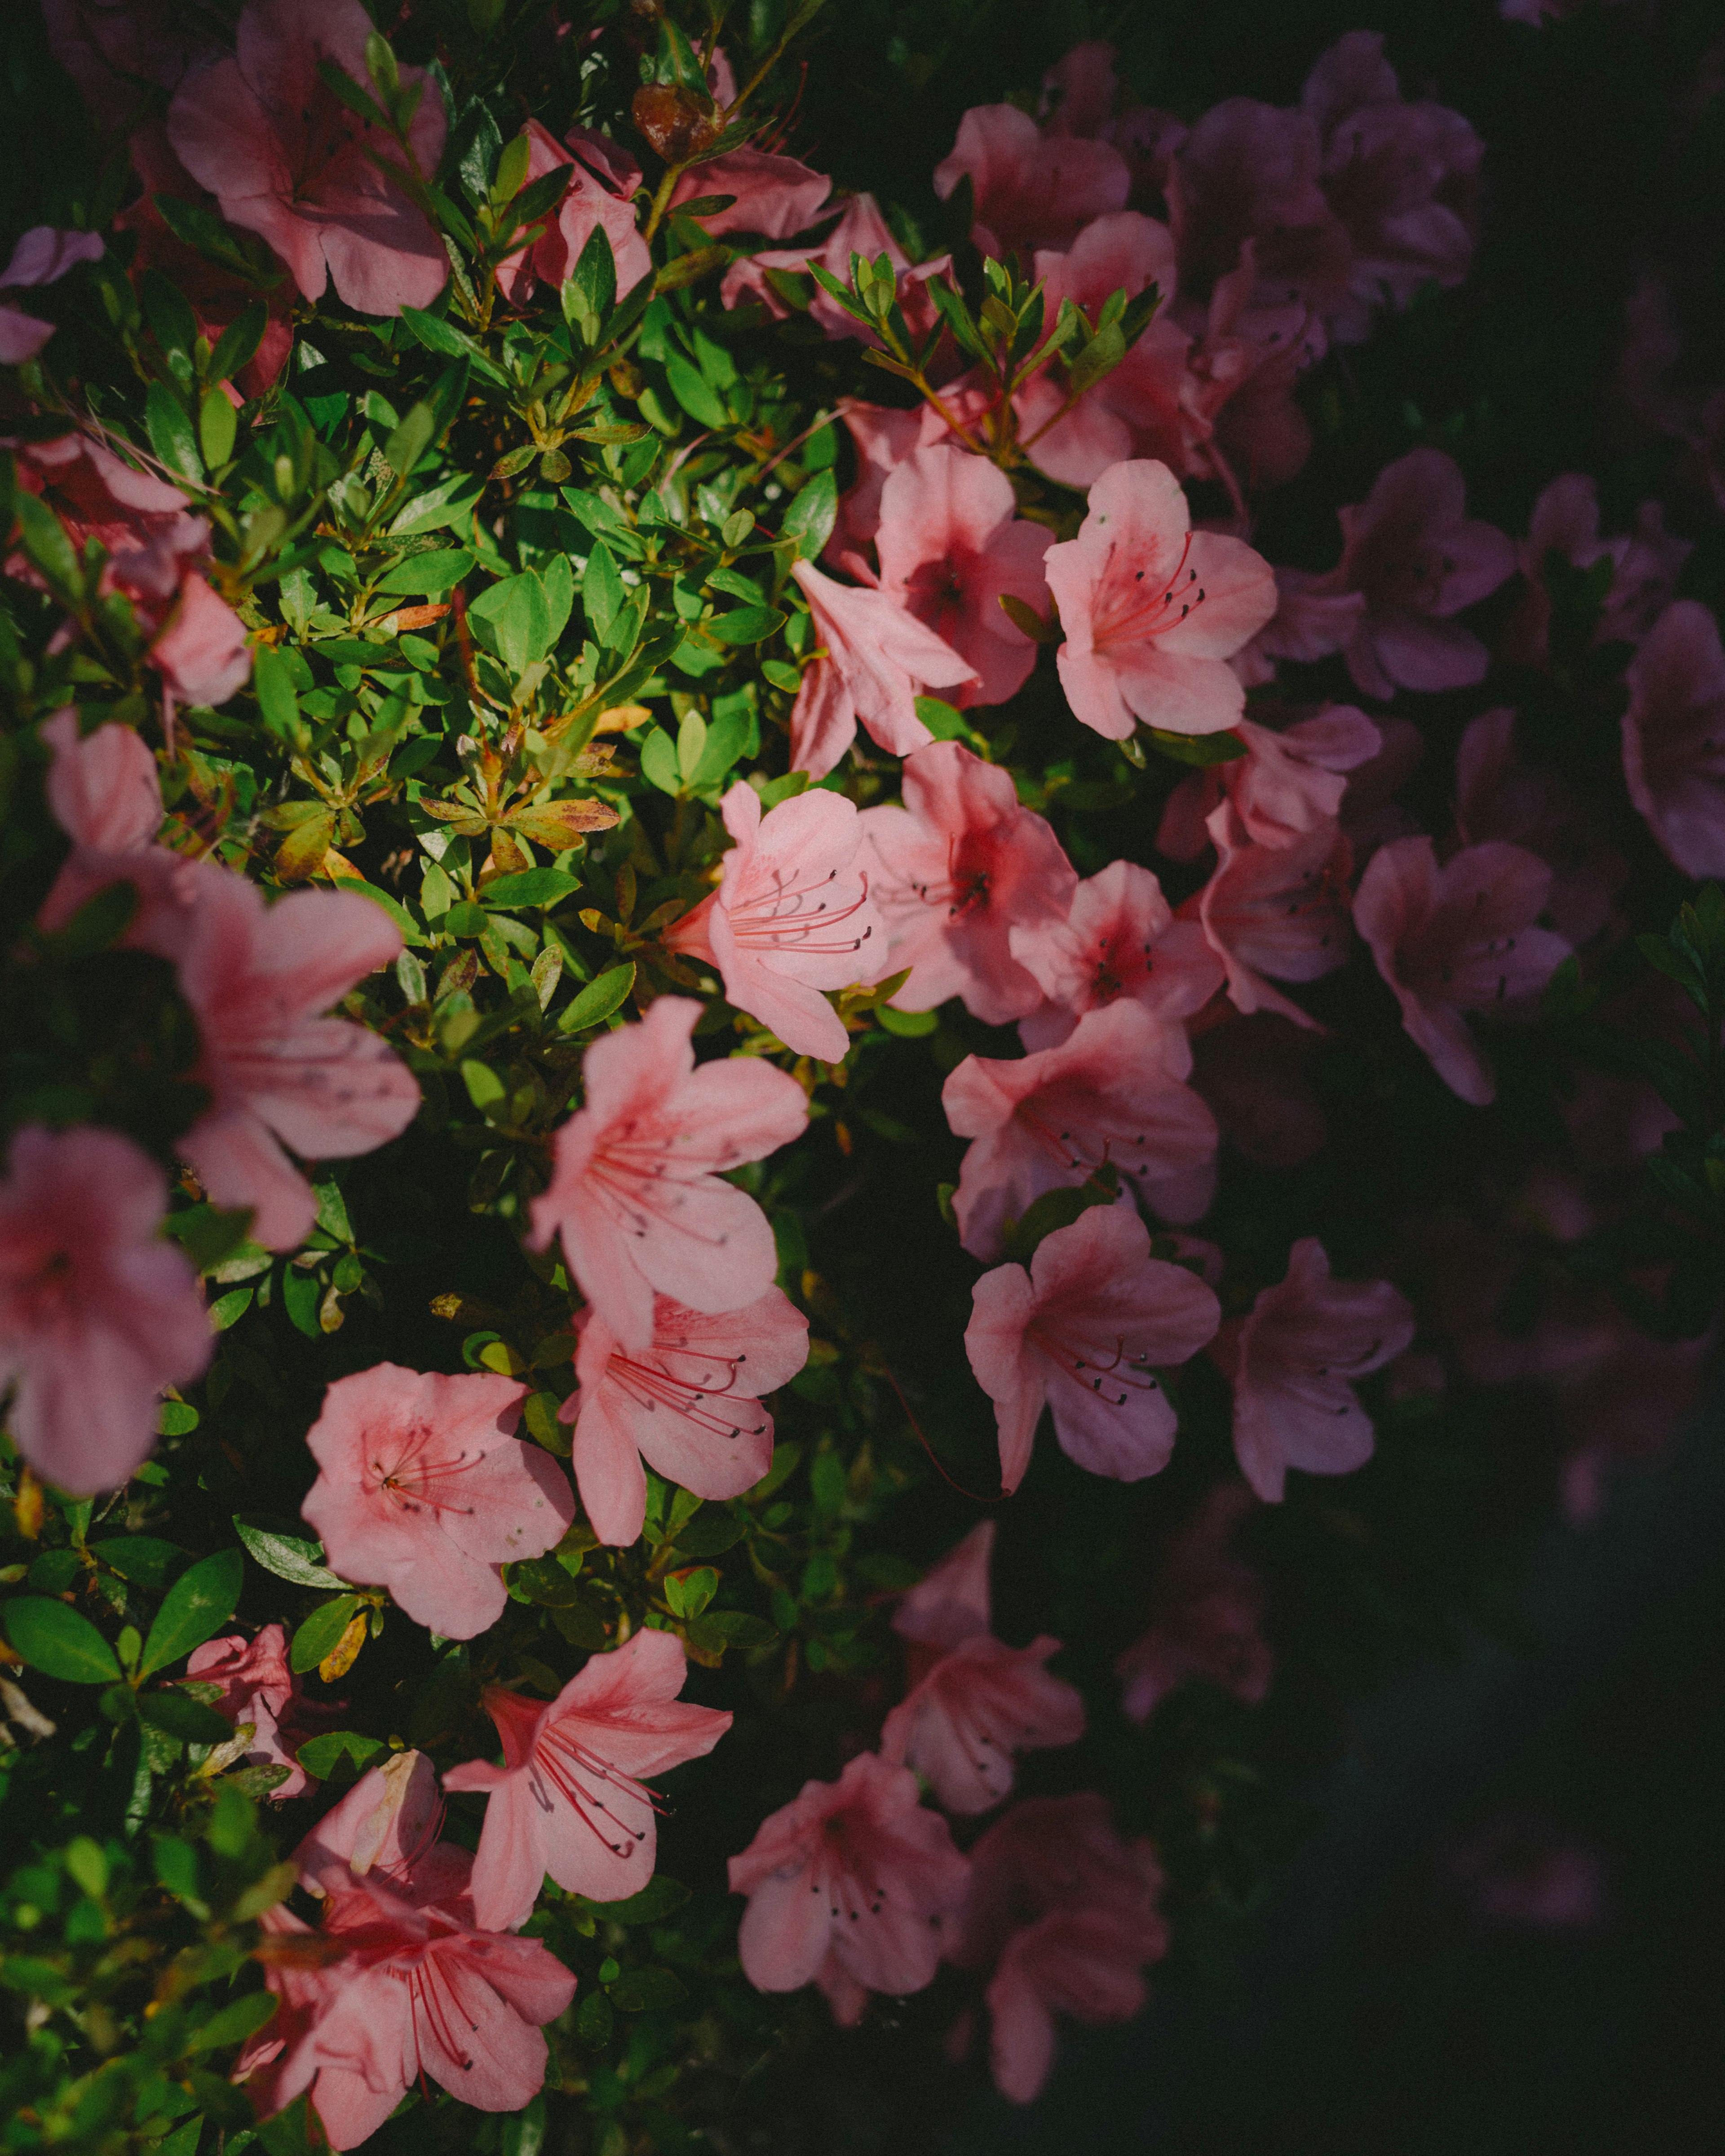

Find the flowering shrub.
[{"left": 1, "top": 2, "right": 1723, "bottom": 2151}]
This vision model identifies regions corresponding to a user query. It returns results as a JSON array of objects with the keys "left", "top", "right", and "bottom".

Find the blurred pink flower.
[
  {"left": 1221, "top": 1238, "right": 1414, "bottom": 1502},
  {"left": 892, "top": 1519, "right": 996, "bottom": 1684},
  {"left": 943, "top": 1000, "right": 1218, "bottom": 1258},
  {"left": 168, "top": 0, "right": 449, "bottom": 316},
  {"left": 1354, "top": 836, "right": 1571, "bottom": 1105},
  {"left": 670, "top": 147, "right": 830, "bottom": 237},
  {"left": 1044, "top": 459, "right": 1278, "bottom": 739},
  {"left": 530, "top": 996, "right": 807, "bottom": 1352},
  {"left": 729, "top": 1750, "right": 969, "bottom": 2000},
  {"left": 447, "top": 1631, "right": 730, "bottom": 1927},
  {"left": 301, "top": 1364, "right": 571, "bottom": 1639},
  {"left": 787, "top": 558, "right": 977, "bottom": 778},
  {"left": 1193, "top": 801, "right": 1353, "bottom": 1029},
  {"left": 1013, "top": 858, "right": 1224, "bottom": 1051},
  {"left": 965, "top": 1204, "right": 1221, "bottom": 1493},
  {"left": 1170, "top": 97, "right": 1353, "bottom": 315},
  {"left": 43, "top": 0, "right": 212, "bottom": 197},
  {"left": 186, "top": 1622, "right": 328, "bottom": 1798},
  {"left": 0, "top": 1123, "right": 210, "bottom": 1495},
  {"left": 149, "top": 569, "right": 252, "bottom": 710},
  {"left": 725, "top": 194, "right": 948, "bottom": 346},
  {"left": 0, "top": 225, "right": 104, "bottom": 363},
  {"left": 1504, "top": 473, "right": 1691, "bottom": 665},
  {"left": 494, "top": 119, "right": 651, "bottom": 305},
  {"left": 41, "top": 708, "right": 163, "bottom": 859},
  {"left": 934, "top": 102, "right": 1130, "bottom": 252},
  {"left": 858, "top": 741, "right": 1077, "bottom": 1025},
  {"left": 562, "top": 1287, "right": 807, "bottom": 1546},
  {"left": 1158, "top": 704, "right": 1381, "bottom": 859},
  {"left": 1622, "top": 600, "right": 1725, "bottom": 878},
  {"left": 875, "top": 446, "right": 1054, "bottom": 709},
  {"left": 663, "top": 779, "right": 880, "bottom": 1062},
  {"left": 1456, "top": 706, "right": 1626, "bottom": 945},
  {"left": 987, "top": 1907, "right": 1154, "bottom": 2103},
  {"left": 1115, "top": 1482, "right": 1274, "bottom": 1721}
]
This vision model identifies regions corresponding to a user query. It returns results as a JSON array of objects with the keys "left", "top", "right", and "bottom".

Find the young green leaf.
[{"left": 139, "top": 1548, "right": 244, "bottom": 1677}]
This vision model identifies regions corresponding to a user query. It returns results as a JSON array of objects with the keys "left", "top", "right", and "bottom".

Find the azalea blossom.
[
  {"left": 1192, "top": 802, "right": 1354, "bottom": 1029},
  {"left": 874, "top": 446, "right": 1054, "bottom": 709},
  {"left": 495, "top": 119, "right": 652, "bottom": 305},
  {"left": 1190, "top": 1010, "right": 1327, "bottom": 1168},
  {"left": 670, "top": 147, "right": 831, "bottom": 237},
  {"left": 0, "top": 225, "right": 104, "bottom": 363},
  {"left": 445, "top": 1629, "right": 732, "bottom": 1928},
  {"left": 293, "top": 1748, "right": 454, "bottom": 1896},
  {"left": 300, "top": 1365, "right": 574, "bottom": 1639},
  {"left": 168, "top": 0, "right": 449, "bottom": 316},
  {"left": 1457, "top": 707, "right": 1626, "bottom": 946},
  {"left": 728, "top": 1750, "right": 970, "bottom": 2002},
  {"left": 1012, "top": 858, "right": 1224, "bottom": 1051},
  {"left": 1621, "top": 600, "right": 1725, "bottom": 878},
  {"left": 529, "top": 995, "right": 808, "bottom": 1353},
  {"left": 891, "top": 1519, "right": 996, "bottom": 1684},
  {"left": 1503, "top": 472, "right": 1691, "bottom": 666},
  {"left": 858, "top": 741, "right": 1077, "bottom": 1025},
  {"left": 943, "top": 1000, "right": 1219, "bottom": 1258},
  {"left": 985, "top": 1906, "right": 1159, "bottom": 2103},
  {"left": 1157, "top": 704, "right": 1381, "bottom": 859},
  {"left": 1114, "top": 1483, "right": 1274, "bottom": 1722},
  {"left": 42, "top": 0, "right": 212, "bottom": 199},
  {"left": 149, "top": 568, "right": 252, "bottom": 711},
  {"left": 824, "top": 394, "right": 991, "bottom": 577},
  {"left": 1044, "top": 460, "right": 1278, "bottom": 739},
  {"left": 186, "top": 1623, "right": 328, "bottom": 1798},
  {"left": 1221, "top": 1239, "right": 1415, "bottom": 1502},
  {"left": 1169, "top": 97, "right": 1353, "bottom": 316},
  {"left": 663, "top": 780, "right": 880, "bottom": 1062},
  {"left": 933, "top": 102, "right": 1130, "bottom": 252},
  {"left": 0, "top": 1124, "right": 210, "bottom": 1496},
  {"left": 965, "top": 1204, "right": 1222, "bottom": 1493},
  {"left": 787, "top": 558, "right": 978, "bottom": 778},
  {"left": 725, "top": 194, "right": 947, "bottom": 346},
  {"left": 1353, "top": 835, "right": 1571, "bottom": 1106},
  {"left": 560, "top": 1287, "right": 808, "bottom": 1546}
]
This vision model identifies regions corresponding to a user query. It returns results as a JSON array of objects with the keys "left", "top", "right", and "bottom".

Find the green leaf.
[
  {"left": 1147, "top": 726, "right": 1248, "bottom": 766},
  {"left": 663, "top": 1566, "right": 717, "bottom": 1618},
  {"left": 581, "top": 542, "right": 625, "bottom": 643},
  {"left": 137, "top": 1689, "right": 233, "bottom": 1745},
  {"left": 591, "top": 1875, "right": 691, "bottom": 1925},
  {"left": 3, "top": 1597, "right": 122, "bottom": 1683},
  {"left": 874, "top": 1002, "right": 938, "bottom": 1037},
  {"left": 282, "top": 1263, "right": 323, "bottom": 1338},
  {"left": 233, "top": 1519, "right": 350, "bottom": 1590},
  {"left": 199, "top": 386, "right": 238, "bottom": 470},
  {"left": 382, "top": 401, "right": 438, "bottom": 489},
  {"left": 663, "top": 353, "right": 728, "bottom": 429},
  {"left": 91, "top": 1538, "right": 190, "bottom": 1592},
  {"left": 374, "top": 548, "right": 474, "bottom": 596},
  {"left": 670, "top": 1511, "right": 745, "bottom": 1560},
  {"left": 186, "top": 1989, "right": 278, "bottom": 2054},
  {"left": 996, "top": 591, "right": 1057, "bottom": 643},
  {"left": 208, "top": 299, "right": 269, "bottom": 387},
  {"left": 139, "top": 1548, "right": 244, "bottom": 1678},
  {"left": 295, "top": 1730, "right": 388, "bottom": 1781},
  {"left": 509, "top": 1556, "right": 583, "bottom": 1607},
  {"left": 639, "top": 725, "right": 681, "bottom": 795},
  {"left": 1000, "top": 1170, "right": 1120, "bottom": 1264},
  {"left": 290, "top": 1595, "right": 362, "bottom": 1674},
  {"left": 557, "top": 961, "right": 636, "bottom": 1033},
  {"left": 210, "top": 1286, "right": 254, "bottom": 1330},
  {"left": 569, "top": 221, "right": 617, "bottom": 328},
  {"left": 14, "top": 492, "right": 82, "bottom": 599},
  {"left": 704, "top": 605, "right": 786, "bottom": 645},
  {"left": 684, "top": 1608, "right": 778, "bottom": 1653},
  {"left": 780, "top": 468, "right": 837, "bottom": 561},
  {"left": 468, "top": 570, "right": 554, "bottom": 673},
  {"left": 398, "top": 307, "right": 509, "bottom": 387},
  {"left": 252, "top": 644, "right": 302, "bottom": 742},
  {"left": 146, "top": 380, "right": 201, "bottom": 482},
  {"left": 482, "top": 867, "right": 583, "bottom": 910},
  {"left": 575, "top": 1990, "right": 614, "bottom": 2044},
  {"left": 606, "top": 1965, "right": 688, "bottom": 2011},
  {"left": 389, "top": 470, "right": 486, "bottom": 538}
]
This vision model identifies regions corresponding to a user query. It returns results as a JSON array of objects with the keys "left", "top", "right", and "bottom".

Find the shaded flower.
[
  {"left": 670, "top": 147, "right": 831, "bottom": 237},
  {"left": 1013, "top": 858, "right": 1224, "bottom": 1051},
  {"left": 445, "top": 1630, "right": 732, "bottom": 1928},
  {"left": 561, "top": 1288, "right": 808, "bottom": 1546},
  {"left": 0, "top": 1124, "right": 210, "bottom": 1496},
  {"left": 1621, "top": 599, "right": 1725, "bottom": 878},
  {"left": 891, "top": 1519, "right": 995, "bottom": 1684},
  {"left": 965, "top": 1204, "right": 1221, "bottom": 1493},
  {"left": 1503, "top": 472, "right": 1690, "bottom": 666},
  {"left": 0, "top": 225, "right": 104, "bottom": 363},
  {"left": 934, "top": 102, "right": 1130, "bottom": 253},
  {"left": 1114, "top": 1483, "right": 1274, "bottom": 1721},
  {"left": 495, "top": 119, "right": 651, "bottom": 305},
  {"left": 301, "top": 1365, "right": 573, "bottom": 1640},
  {"left": 529, "top": 996, "right": 808, "bottom": 1353},
  {"left": 787, "top": 558, "right": 978, "bottom": 778},
  {"left": 1169, "top": 97, "right": 1353, "bottom": 315},
  {"left": 725, "top": 194, "right": 948, "bottom": 346},
  {"left": 294, "top": 1749, "right": 455, "bottom": 1896},
  {"left": 1190, "top": 1010, "right": 1327, "bottom": 1168},
  {"left": 1457, "top": 706, "right": 1626, "bottom": 945},
  {"left": 1193, "top": 801, "right": 1353, "bottom": 1029},
  {"left": 186, "top": 1622, "right": 329, "bottom": 1798},
  {"left": 149, "top": 566, "right": 251, "bottom": 711},
  {"left": 1157, "top": 704, "right": 1381, "bottom": 859}
]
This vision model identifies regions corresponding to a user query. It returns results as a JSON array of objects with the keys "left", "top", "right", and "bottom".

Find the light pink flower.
[
  {"left": 1013, "top": 858, "right": 1224, "bottom": 1051},
  {"left": 529, "top": 996, "right": 807, "bottom": 1354},
  {"left": 1114, "top": 1482, "right": 1274, "bottom": 1722},
  {"left": 1621, "top": 600, "right": 1725, "bottom": 878},
  {"left": 445, "top": 1630, "right": 732, "bottom": 1928},
  {"left": 186, "top": 1622, "right": 328, "bottom": 1798},
  {"left": 0, "top": 1124, "right": 209, "bottom": 1495},
  {"left": 1158, "top": 705, "right": 1381, "bottom": 860},
  {"left": 1193, "top": 802, "right": 1353, "bottom": 1029},
  {"left": 874, "top": 446, "right": 1054, "bottom": 710},
  {"left": 662, "top": 781, "right": 880, "bottom": 1062},
  {"left": 671, "top": 147, "right": 831, "bottom": 237},
  {"left": 1456, "top": 707, "right": 1625, "bottom": 946},
  {"left": 1221, "top": 1239, "right": 1415, "bottom": 1502},
  {"left": 933, "top": 103, "right": 1130, "bottom": 253},
  {"left": 300, "top": 1365, "right": 572, "bottom": 1639},
  {"left": 787, "top": 557, "right": 977, "bottom": 778},
  {"left": 943, "top": 1001, "right": 1218, "bottom": 1259},
  {"left": 167, "top": 0, "right": 449, "bottom": 316},
  {"left": 892, "top": 1520, "right": 996, "bottom": 1684},
  {"left": 728, "top": 1750, "right": 969, "bottom": 2000},
  {"left": 965, "top": 1204, "right": 1221, "bottom": 1493},
  {"left": 560, "top": 1288, "right": 808, "bottom": 1546},
  {"left": 293, "top": 1749, "right": 455, "bottom": 1897},
  {"left": 1353, "top": 836, "right": 1571, "bottom": 1106},
  {"left": 824, "top": 393, "right": 989, "bottom": 576},
  {"left": 41, "top": 708, "right": 162, "bottom": 859},
  {"left": 1044, "top": 460, "right": 1278, "bottom": 739},
  {"left": 858, "top": 741, "right": 1077, "bottom": 1025},
  {"left": 1504, "top": 474, "right": 1691, "bottom": 667},
  {"left": 494, "top": 119, "right": 651, "bottom": 305},
  {"left": 1287, "top": 448, "right": 1517, "bottom": 700},
  {"left": 149, "top": 570, "right": 252, "bottom": 710},
  {"left": 1169, "top": 98, "right": 1353, "bottom": 315},
  {"left": 0, "top": 225, "right": 104, "bottom": 363}
]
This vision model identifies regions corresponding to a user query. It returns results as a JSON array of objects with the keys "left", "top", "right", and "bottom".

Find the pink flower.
[
  {"left": 725, "top": 194, "right": 947, "bottom": 345},
  {"left": 1243, "top": 569, "right": 1371, "bottom": 680},
  {"left": 662, "top": 781, "right": 880, "bottom": 1062},
  {"left": 168, "top": 0, "right": 449, "bottom": 316},
  {"left": 445, "top": 1630, "right": 732, "bottom": 1927},
  {"left": 985, "top": 1906, "right": 1156, "bottom": 2103},
  {"left": 964, "top": 1204, "right": 1221, "bottom": 1493},
  {"left": 933, "top": 103, "right": 1130, "bottom": 253},
  {"left": 1114, "top": 1483, "right": 1274, "bottom": 1722},
  {"left": 1354, "top": 836, "right": 1571, "bottom": 1106},
  {"left": 149, "top": 570, "right": 252, "bottom": 710},
  {"left": 300, "top": 1365, "right": 573, "bottom": 1639},
  {"left": 1044, "top": 460, "right": 1278, "bottom": 739},
  {"left": 1193, "top": 802, "right": 1353, "bottom": 1029},
  {"left": 1013, "top": 858, "right": 1224, "bottom": 1051},
  {"left": 1504, "top": 474, "right": 1690, "bottom": 665},
  {"left": 858, "top": 742, "right": 1077, "bottom": 1025},
  {"left": 528, "top": 996, "right": 808, "bottom": 1353},
  {"left": 670, "top": 147, "right": 831, "bottom": 237},
  {"left": 1456, "top": 707, "right": 1626, "bottom": 946},
  {"left": 560, "top": 1288, "right": 808, "bottom": 1546},
  {"left": 1157, "top": 704, "right": 1381, "bottom": 860},
  {"left": 1221, "top": 1239, "right": 1415, "bottom": 1502},
  {"left": 943, "top": 1001, "right": 1218, "bottom": 1259},
  {"left": 1288, "top": 449, "right": 1517, "bottom": 700},
  {"left": 891, "top": 1520, "right": 996, "bottom": 1684},
  {"left": 293, "top": 1749, "right": 455, "bottom": 1896},
  {"left": 186, "top": 1623, "right": 327, "bottom": 1797},
  {"left": 1169, "top": 98, "right": 1353, "bottom": 316},
  {"left": 1622, "top": 600, "right": 1725, "bottom": 878},
  {"left": 0, "top": 1124, "right": 210, "bottom": 1496},
  {"left": 824, "top": 394, "right": 989, "bottom": 576},
  {"left": 728, "top": 1750, "right": 969, "bottom": 2001},
  {"left": 41, "top": 708, "right": 163, "bottom": 858},
  {"left": 874, "top": 446, "right": 1054, "bottom": 710},
  {"left": 494, "top": 119, "right": 651, "bottom": 305},
  {"left": 244, "top": 1858, "right": 575, "bottom": 2148},
  {"left": 0, "top": 225, "right": 104, "bottom": 363},
  {"left": 787, "top": 558, "right": 978, "bottom": 778}
]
